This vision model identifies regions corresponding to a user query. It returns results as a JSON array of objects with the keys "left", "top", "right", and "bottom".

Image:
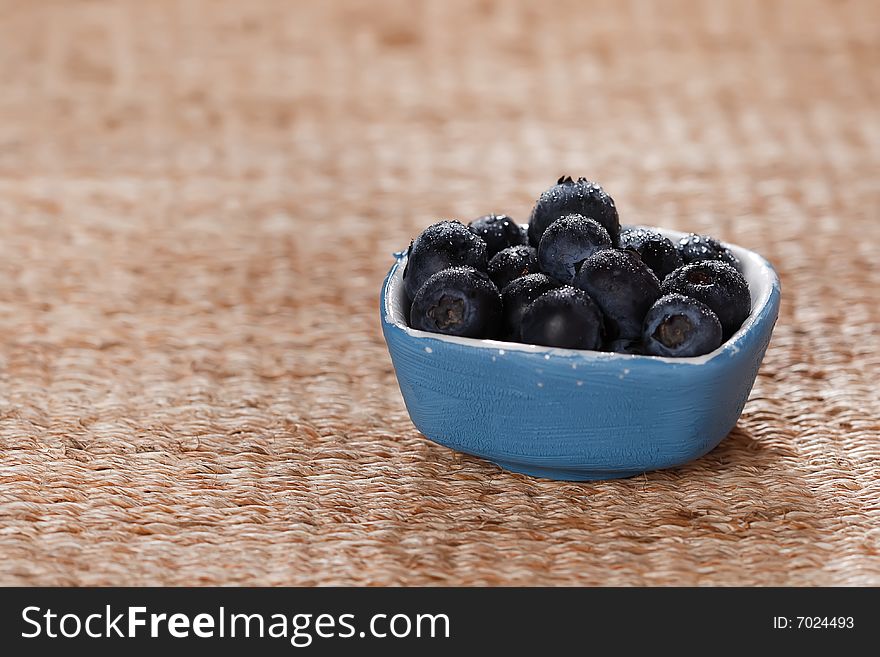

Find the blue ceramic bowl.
[{"left": 381, "top": 227, "right": 780, "bottom": 481}]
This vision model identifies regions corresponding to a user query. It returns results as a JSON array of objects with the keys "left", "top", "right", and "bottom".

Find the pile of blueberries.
[{"left": 401, "top": 177, "right": 751, "bottom": 357}]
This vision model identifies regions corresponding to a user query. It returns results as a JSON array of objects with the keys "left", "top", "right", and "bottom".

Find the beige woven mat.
[{"left": 0, "top": 0, "right": 878, "bottom": 586}]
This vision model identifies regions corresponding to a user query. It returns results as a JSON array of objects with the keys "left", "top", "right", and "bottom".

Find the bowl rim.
[{"left": 383, "top": 225, "right": 780, "bottom": 366}]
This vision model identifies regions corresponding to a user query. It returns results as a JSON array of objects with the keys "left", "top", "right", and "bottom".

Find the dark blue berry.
[
  {"left": 605, "top": 338, "right": 644, "bottom": 355},
  {"left": 499, "top": 273, "right": 559, "bottom": 340},
  {"left": 409, "top": 266, "right": 501, "bottom": 338},
  {"left": 619, "top": 227, "right": 683, "bottom": 280},
  {"left": 468, "top": 214, "right": 526, "bottom": 257},
  {"left": 487, "top": 245, "right": 539, "bottom": 291},
  {"left": 677, "top": 233, "right": 741, "bottom": 271},
  {"left": 642, "top": 294, "right": 723, "bottom": 357},
  {"left": 403, "top": 221, "right": 488, "bottom": 300},
  {"left": 537, "top": 214, "right": 612, "bottom": 283},
  {"left": 661, "top": 260, "right": 751, "bottom": 338},
  {"left": 573, "top": 249, "right": 661, "bottom": 341},
  {"left": 520, "top": 286, "right": 604, "bottom": 350},
  {"left": 528, "top": 176, "right": 620, "bottom": 247}
]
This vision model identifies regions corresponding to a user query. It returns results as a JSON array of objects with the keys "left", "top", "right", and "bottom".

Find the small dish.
[{"left": 380, "top": 227, "right": 780, "bottom": 481}]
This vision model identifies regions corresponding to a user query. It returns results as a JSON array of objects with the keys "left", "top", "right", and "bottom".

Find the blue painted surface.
[{"left": 381, "top": 231, "right": 781, "bottom": 481}]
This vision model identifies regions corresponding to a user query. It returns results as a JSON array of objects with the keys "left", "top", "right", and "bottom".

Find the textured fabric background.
[{"left": 0, "top": 0, "right": 878, "bottom": 585}]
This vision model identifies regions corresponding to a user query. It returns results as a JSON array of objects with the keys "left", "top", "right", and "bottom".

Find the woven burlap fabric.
[{"left": 0, "top": 0, "right": 878, "bottom": 586}]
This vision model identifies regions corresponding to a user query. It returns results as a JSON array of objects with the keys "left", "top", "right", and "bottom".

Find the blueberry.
[
  {"left": 619, "top": 227, "right": 683, "bottom": 280},
  {"left": 409, "top": 266, "right": 501, "bottom": 338},
  {"left": 528, "top": 176, "right": 620, "bottom": 247},
  {"left": 661, "top": 260, "right": 751, "bottom": 338},
  {"left": 605, "top": 338, "right": 644, "bottom": 355},
  {"left": 573, "top": 249, "right": 661, "bottom": 340},
  {"left": 499, "top": 273, "right": 560, "bottom": 340},
  {"left": 468, "top": 214, "right": 526, "bottom": 257},
  {"left": 537, "top": 214, "right": 612, "bottom": 283},
  {"left": 642, "top": 294, "right": 723, "bottom": 357},
  {"left": 677, "top": 233, "right": 741, "bottom": 271},
  {"left": 403, "top": 221, "right": 488, "bottom": 300},
  {"left": 520, "top": 286, "right": 604, "bottom": 350},
  {"left": 487, "top": 245, "right": 539, "bottom": 291}
]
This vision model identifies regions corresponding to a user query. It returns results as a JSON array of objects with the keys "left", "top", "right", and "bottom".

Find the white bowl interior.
[{"left": 385, "top": 226, "right": 777, "bottom": 363}]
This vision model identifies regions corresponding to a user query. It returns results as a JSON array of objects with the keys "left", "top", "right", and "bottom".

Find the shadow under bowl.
[{"left": 381, "top": 227, "right": 780, "bottom": 481}]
